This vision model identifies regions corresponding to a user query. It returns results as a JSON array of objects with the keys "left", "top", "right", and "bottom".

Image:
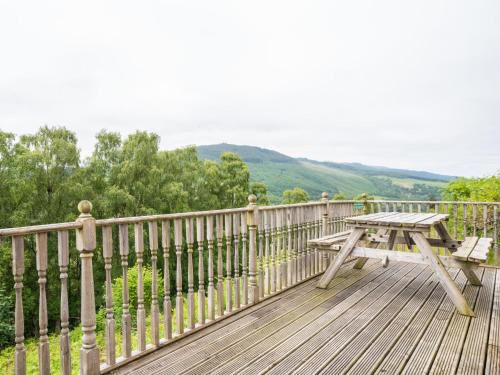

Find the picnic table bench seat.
[
  {"left": 307, "top": 230, "right": 352, "bottom": 250},
  {"left": 453, "top": 236, "right": 493, "bottom": 264}
]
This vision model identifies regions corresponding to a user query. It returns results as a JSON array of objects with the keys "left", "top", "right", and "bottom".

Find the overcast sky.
[{"left": 1, "top": 1, "right": 499, "bottom": 177}]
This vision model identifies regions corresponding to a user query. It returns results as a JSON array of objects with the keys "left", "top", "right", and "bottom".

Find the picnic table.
[{"left": 313, "top": 212, "right": 493, "bottom": 317}]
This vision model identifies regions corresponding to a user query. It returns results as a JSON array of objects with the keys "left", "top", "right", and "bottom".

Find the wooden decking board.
[
  {"left": 486, "top": 269, "right": 500, "bottom": 375},
  {"left": 400, "top": 269, "right": 485, "bottom": 375},
  {"left": 374, "top": 268, "right": 467, "bottom": 375},
  {"left": 225, "top": 263, "right": 415, "bottom": 375},
  {"left": 179, "top": 263, "right": 407, "bottom": 375},
  {"left": 110, "top": 264, "right": 500, "bottom": 375},
  {"left": 153, "top": 261, "right": 388, "bottom": 375},
  {"left": 291, "top": 265, "right": 426, "bottom": 375},
  {"left": 344, "top": 271, "right": 443, "bottom": 375},
  {"left": 428, "top": 268, "right": 488, "bottom": 375},
  {"left": 318, "top": 267, "right": 435, "bottom": 375},
  {"left": 208, "top": 264, "right": 413, "bottom": 375},
  {"left": 117, "top": 273, "right": 322, "bottom": 375},
  {"left": 122, "top": 260, "right": 371, "bottom": 375},
  {"left": 262, "top": 264, "right": 415, "bottom": 375},
  {"left": 457, "top": 268, "right": 496, "bottom": 374}
]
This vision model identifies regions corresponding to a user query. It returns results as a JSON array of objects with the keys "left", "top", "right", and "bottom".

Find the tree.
[
  {"left": 332, "top": 193, "right": 347, "bottom": 200},
  {"left": 444, "top": 175, "right": 500, "bottom": 202},
  {"left": 282, "top": 187, "right": 310, "bottom": 204},
  {"left": 250, "top": 182, "right": 270, "bottom": 205}
]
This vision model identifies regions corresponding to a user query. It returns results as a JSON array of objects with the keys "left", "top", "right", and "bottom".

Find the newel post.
[
  {"left": 321, "top": 192, "right": 330, "bottom": 270},
  {"left": 76, "top": 201, "right": 100, "bottom": 375},
  {"left": 321, "top": 192, "right": 330, "bottom": 236},
  {"left": 247, "top": 194, "right": 260, "bottom": 304}
]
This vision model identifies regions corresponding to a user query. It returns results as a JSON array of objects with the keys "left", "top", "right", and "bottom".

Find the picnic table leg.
[
  {"left": 403, "top": 231, "right": 413, "bottom": 251},
  {"left": 317, "top": 228, "right": 365, "bottom": 289},
  {"left": 409, "top": 232, "right": 475, "bottom": 317},
  {"left": 459, "top": 262, "right": 482, "bottom": 286}
]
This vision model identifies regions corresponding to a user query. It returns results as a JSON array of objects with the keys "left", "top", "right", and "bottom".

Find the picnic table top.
[{"left": 344, "top": 212, "right": 449, "bottom": 229}]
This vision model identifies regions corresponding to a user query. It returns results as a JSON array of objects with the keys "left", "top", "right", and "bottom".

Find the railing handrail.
[{"left": 2, "top": 199, "right": 499, "bottom": 238}]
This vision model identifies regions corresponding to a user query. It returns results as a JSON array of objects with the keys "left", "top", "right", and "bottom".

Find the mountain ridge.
[{"left": 196, "top": 143, "right": 454, "bottom": 201}]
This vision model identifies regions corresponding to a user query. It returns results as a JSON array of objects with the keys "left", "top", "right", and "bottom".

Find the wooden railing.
[
  {"left": 1, "top": 193, "right": 362, "bottom": 374},
  {"left": 3, "top": 196, "right": 499, "bottom": 374}
]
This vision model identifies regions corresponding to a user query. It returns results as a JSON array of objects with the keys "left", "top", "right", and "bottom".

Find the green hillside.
[{"left": 197, "top": 143, "right": 454, "bottom": 202}]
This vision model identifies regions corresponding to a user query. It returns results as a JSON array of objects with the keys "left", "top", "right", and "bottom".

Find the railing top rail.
[
  {"left": 259, "top": 201, "right": 325, "bottom": 211},
  {"left": 2, "top": 199, "right": 499, "bottom": 237},
  {"left": 0, "top": 221, "right": 83, "bottom": 237},
  {"left": 95, "top": 206, "right": 250, "bottom": 227},
  {"left": 345, "top": 200, "right": 500, "bottom": 205}
]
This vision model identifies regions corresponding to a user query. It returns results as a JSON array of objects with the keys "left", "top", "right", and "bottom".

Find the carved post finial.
[
  {"left": 78, "top": 200, "right": 92, "bottom": 217},
  {"left": 248, "top": 194, "right": 257, "bottom": 206},
  {"left": 321, "top": 192, "right": 329, "bottom": 202}
]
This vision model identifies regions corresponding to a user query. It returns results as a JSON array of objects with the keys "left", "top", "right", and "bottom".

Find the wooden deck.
[{"left": 110, "top": 259, "right": 500, "bottom": 375}]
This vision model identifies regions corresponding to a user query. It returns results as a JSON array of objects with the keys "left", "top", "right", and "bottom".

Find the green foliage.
[
  {"left": 250, "top": 182, "right": 270, "bottom": 205},
  {"left": 0, "top": 289, "right": 14, "bottom": 348},
  {"left": 443, "top": 175, "right": 500, "bottom": 202},
  {"left": 332, "top": 193, "right": 347, "bottom": 200},
  {"left": 282, "top": 187, "right": 310, "bottom": 204},
  {"left": 0, "top": 127, "right": 261, "bottom": 347},
  {"left": 96, "top": 265, "right": 164, "bottom": 330}
]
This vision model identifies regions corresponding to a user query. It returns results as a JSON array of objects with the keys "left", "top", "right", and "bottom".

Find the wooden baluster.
[
  {"left": 185, "top": 218, "right": 195, "bottom": 329},
  {"left": 135, "top": 223, "right": 146, "bottom": 351},
  {"left": 305, "top": 208, "right": 312, "bottom": 277},
  {"left": 233, "top": 213, "right": 241, "bottom": 308},
  {"left": 241, "top": 214, "right": 248, "bottom": 304},
  {"left": 494, "top": 206, "right": 498, "bottom": 264},
  {"left": 321, "top": 193, "right": 330, "bottom": 272},
  {"left": 216, "top": 215, "right": 224, "bottom": 316},
  {"left": 257, "top": 212, "right": 264, "bottom": 300},
  {"left": 174, "top": 219, "right": 184, "bottom": 334},
  {"left": 280, "top": 209, "right": 288, "bottom": 288},
  {"left": 224, "top": 214, "right": 233, "bottom": 313},
  {"left": 206, "top": 216, "right": 216, "bottom": 320},
  {"left": 463, "top": 203, "right": 468, "bottom": 238},
  {"left": 76, "top": 201, "right": 99, "bottom": 374},
  {"left": 270, "top": 210, "right": 276, "bottom": 293},
  {"left": 409, "top": 203, "right": 413, "bottom": 213},
  {"left": 119, "top": 224, "right": 132, "bottom": 357},
  {"left": 247, "top": 195, "right": 259, "bottom": 304},
  {"left": 473, "top": 204, "right": 478, "bottom": 237},
  {"left": 483, "top": 205, "right": 488, "bottom": 238},
  {"left": 35, "top": 232, "right": 50, "bottom": 374},
  {"left": 295, "top": 208, "right": 302, "bottom": 281},
  {"left": 276, "top": 208, "right": 282, "bottom": 291},
  {"left": 287, "top": 208, "right": 293, "bottom": 285},
  {"left": 264, "top": 211, "right": 271, "bottom": 295},
  {"left": 161, "top": 220, "right": 172, "bottom": 340},
  {"left": 58, "top": 231, "right": 71, "bottom": 375},
  {"left": 12, "top": 236, "right": 25, "bottom": 375},
  {"left": 453, "top": 204, "right": 458, "bottom": 238},
  {"left": 102, "top": 226, "right": 116, "bottom": 365},
  {"left": 292, "top": 207, "right": 298, "bottom": 284},
  {"left": 417, "top": 203, "right": 421, "bottom": 213},
  {"left": 385, "top": 202, "right": 390, "bottom": 212},
  {"left": 149, "top": 221, "right": 160, "bottom": 345},
  {"left": 301, "top": 207, "right": 307, "bottom": 280},
  {"left": 196, "top": 217, "right": 206, "bottom": 325}
]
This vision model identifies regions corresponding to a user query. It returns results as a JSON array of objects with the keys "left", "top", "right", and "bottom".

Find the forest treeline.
[{"left": 0, "top": 126, "right": 307, "bottom": 346}]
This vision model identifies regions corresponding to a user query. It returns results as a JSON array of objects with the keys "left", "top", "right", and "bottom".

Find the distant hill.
[{"left": 197, "top": 143, "right": 455, "bottom": 202}]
